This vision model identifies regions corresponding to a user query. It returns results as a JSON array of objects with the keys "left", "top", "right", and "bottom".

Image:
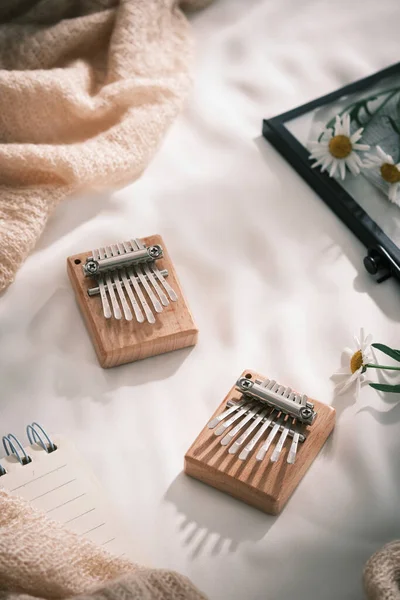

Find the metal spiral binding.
[
  {"left": 27, "top": 422, "right": 57, "bottom": 453},
  {"left": 2, "top": 433, "right": 32, "bottom": 466}
]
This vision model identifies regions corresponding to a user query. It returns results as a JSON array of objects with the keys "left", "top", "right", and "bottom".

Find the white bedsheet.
[{"left": 1, "top": 0, "right": 400, "bottom": 598}]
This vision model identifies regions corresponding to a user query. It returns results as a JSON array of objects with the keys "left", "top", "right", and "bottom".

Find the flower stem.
[
  {"left": 365, "top": 363, "right": 400, "bottom": 371},
  {"left": 323, "top": 88, "right": 400, "bottom": 132}
]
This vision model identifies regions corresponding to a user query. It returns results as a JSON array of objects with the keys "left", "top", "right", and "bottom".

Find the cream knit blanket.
[
  {"left": 0, "top": 0, "right": 208, "bottom": 291},
  {"left": 0, "top": 489, "right": 206, "bottom": 600},
  {"left": 364, "top": 541, "right": 400, "bottom": 599}
]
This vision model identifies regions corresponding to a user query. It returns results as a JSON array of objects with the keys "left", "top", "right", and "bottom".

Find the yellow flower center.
[
  {"left": 380, "top": 162, "right": 400, "bottom": 184},
  {"left": 329, "top": 135, "right": 353, "bottom": 159},
  {"left": 350, "top": 350, "right": 363, "bottom": 374}
]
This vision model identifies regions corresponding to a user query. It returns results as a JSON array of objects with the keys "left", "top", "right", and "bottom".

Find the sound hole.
[{"left": 74, "top": 259, "right": 81, "bottom": 265}]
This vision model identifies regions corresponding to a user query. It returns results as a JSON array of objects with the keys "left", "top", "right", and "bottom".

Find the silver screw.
[
  {"left": 240, "top": 378, "right": 253, "bottom": 389},
  {"left": 85, "top": 261, "right": 98, "bottom": 275},
  {"left": 300, "top": 407, "right": 313, "bottom": 420},
  {"left": 149, "top": 245, "right": 162, "bottom": 258}
]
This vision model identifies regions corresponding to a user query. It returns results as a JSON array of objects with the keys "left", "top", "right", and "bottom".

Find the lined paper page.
[{"left": 0, "top": 435, "right": 129, "bottom": 559}]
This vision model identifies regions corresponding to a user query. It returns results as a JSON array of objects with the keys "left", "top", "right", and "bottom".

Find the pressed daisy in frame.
[
  {"left": 332, "top": 328, "right": 373, "bottom": 396},
  {"left": 364, "top": 145, "right": 400, "bottom": 206},
  {"left": 309, "top": 114, "right": 370, "bottom": 180}
]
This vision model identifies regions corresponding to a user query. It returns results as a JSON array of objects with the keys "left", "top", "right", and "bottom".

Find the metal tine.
[
  {"left": 238, "top": 408, "right": 277, "bottom": 461},
  {"left": 229, "top": 407, "right": 269, "bottom": 454},
  {"left": 92, "top": 248, "right": 112, "bottom": 319},
  {"left": 151, "top": 265, "right": 178, "bottom": 302},
  {"left": 108, "top": 246, "right": 132, "bottom": 321},
  {"left": 221, "top": 405, "right": 263, "bottom": 446},
  {"left": 122, "top": 241, "right": 155, "bottom": 324},
  {"left": 142, "top": 263, "right": 169, "bottom": 306},
  {"left": 132, "top": 239, "right": 169, "bottom": 307},
  {"left": 133, "top": 238, "right": 177, "bottom": 302},
  {"left": 256, "top": 415, "right": 285, "bottom": 461},
  {"left": 99, "top": 247, "right": 122, "bottom": 320},
  {"left": 116, "top": 243, "right": 144, "bottom": 323},
  {"left": 207, "top": 399, "right": 247, "bottom": 429},
  {"left": 270, "top": 418, "right": 291, "bottom": 463},
  {"left": 300, "top": 394, "right": 308, "bottom": 406},
  {"left": 287, "top": 420, "right": 300, "bottom": 464},
  {"left": 129, "top": 239, "right": 162, "bottom": 313},
  {"left": 237, "top": 383, "right": 293, "bottom": 461},
  {"left": 214, "top": 403, "right": 255, "bottom": 436}
]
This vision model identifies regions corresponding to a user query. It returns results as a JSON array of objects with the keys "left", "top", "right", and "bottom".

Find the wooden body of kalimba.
[
  {"left": 67, "top": 234, "right": 198, "bottom": 368},
  {"left": 185, "top": 370, "right": 335, "bottom": 515}
]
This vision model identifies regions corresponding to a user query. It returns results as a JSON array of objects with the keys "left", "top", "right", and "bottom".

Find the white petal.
[
  {"left": 388, "top": 184, "right": 396, "bottom": 202},
  {"left": 364, "top": 154, "right": 380, "bottom": 168},
  {"left": 335, "top": 370, "right": 360, "bottom": 395},
  {"left": 343, "top": 347, "right": 354, "bottom": 357},
  {"left": 377, "top": 145, "right": 392, "bottom": 163},
  {"left": 359, "top": 328, "right": 365, "bottom": 347},
  {"left": 334, "top": 115, "right": 342, "bottom": 135},
  {"left": 311, "top": 148, "right": 330, "bottom": 158},
  {"left": 330, "top": 160, "right": 339, "bottom": 177},
  {"left": 353, "top": 154, "right": 365, "bottom": 170},
  {"left": 343, "top": 114, "right": 351, "bottom": 136},
  {"left": 355, "top": 377, "right": 361, "bottom": 398},
  {"left": 363, "top": 333, "right": 373, "bottom": 347},
  {"left": 339, "top": 160, "right": 346, "bottom": 180},
  {"left": 311, "top": 155, "right": 328, "bottom": 168},
  {"left": 352, "top": 143, "right": 370, "bottom": 152},
  {"left": 350, "top": 128, "right": 364, "bottom": 143},
  {"left": 333, "top": 366, "right": 352, "bottom": 375},
  {"left": 320, "top": 155, "right": 334, "bottom": 172},
  {"left": 346, "top": 154, "right": 361, "bottom": 175}
]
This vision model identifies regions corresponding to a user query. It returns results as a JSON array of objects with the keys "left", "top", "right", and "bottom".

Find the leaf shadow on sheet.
[
  {"left": 254, "top": 136, "right": 400, "bottom": 322},
  {"left": 163, "top": 472, "right": 274, "bottom": 559},
  {"left": 357, "top": 366, "right": 400, "bottom": 424}
]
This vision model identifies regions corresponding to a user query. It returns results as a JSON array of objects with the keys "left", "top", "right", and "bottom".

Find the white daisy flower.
[
  {"left": 309, "top": 114, "right": 370, "bottom": 180},
  {"left": 364, "top": 145, "right": 400, "bottom": 206},
  {"left": 332, "top": 328, "right": 373, "bottom": 396}
]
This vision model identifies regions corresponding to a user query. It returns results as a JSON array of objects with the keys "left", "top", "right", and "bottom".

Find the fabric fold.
[
  {"left": 0, "top": 489, "right": 206, "bottom": 600},
  {"left": 0, "top": 0, "right": 209, "bottom": 290}
]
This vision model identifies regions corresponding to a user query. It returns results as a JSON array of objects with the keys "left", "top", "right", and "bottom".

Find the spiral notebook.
[{"left": 0, "top": 427, "right": 131, "bottom": 560}]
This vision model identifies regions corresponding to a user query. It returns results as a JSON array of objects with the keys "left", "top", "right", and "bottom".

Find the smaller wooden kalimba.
[
  {"left": 185, "top": 370, "right": 335, "bottom": 514},
  {"left": 67, "top": 234, "right": 198, "bottom": 368}
]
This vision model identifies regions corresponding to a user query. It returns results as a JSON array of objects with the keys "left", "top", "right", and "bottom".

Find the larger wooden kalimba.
[{"left": 185, "top": 370, "right": 335, "bottom": 514}]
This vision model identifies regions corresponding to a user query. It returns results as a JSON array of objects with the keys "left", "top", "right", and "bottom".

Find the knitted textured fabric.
[
  {"left": 0, "top": 489, "right": 207, "bottom": 600},
  {"left": 364, "top": 541, "right": 400, "bottom": 600},
  {"left": 0, "top": 0, "right": 208, "bottom": 291}
]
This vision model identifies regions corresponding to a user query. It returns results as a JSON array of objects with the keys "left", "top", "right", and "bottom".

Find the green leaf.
[
  {"left": 369, "top": 383, "right": 400, "bottom": 393},
  {"left": 371, "top": 343, "right": 400, "bottom": 362},
  {"left": 385, "top": 115, "right": 400, "bottom": 135}
]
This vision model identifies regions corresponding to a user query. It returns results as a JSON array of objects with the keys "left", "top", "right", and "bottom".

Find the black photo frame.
[{"left": 262, "top": 62, "right": 400, "bottom": 284}]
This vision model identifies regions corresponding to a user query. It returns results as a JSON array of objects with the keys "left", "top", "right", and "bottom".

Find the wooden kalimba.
[
  {"left": 67, "top": 235, "right": 198, "bottom": 368},
  {"left": 185, "top": 370, "right": 335, "bottom": 514}
]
